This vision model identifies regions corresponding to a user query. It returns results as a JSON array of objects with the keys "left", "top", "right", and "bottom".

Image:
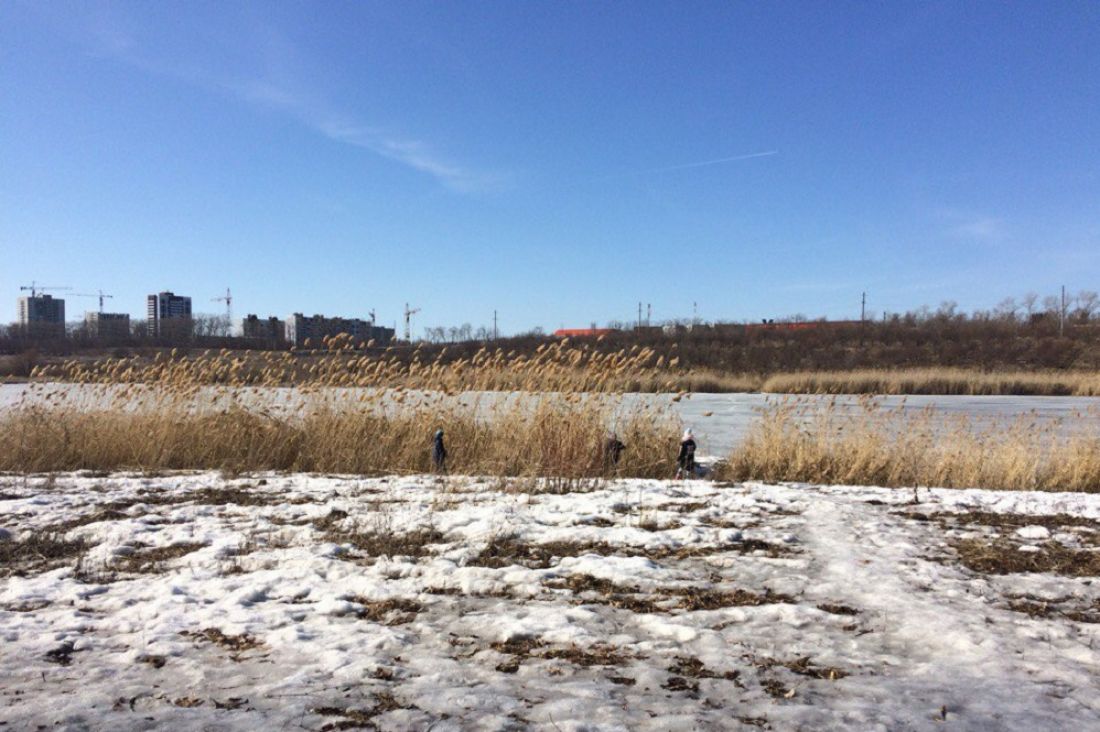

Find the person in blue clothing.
[
  {"left": 431, "top": 428, "right": 447, "bottom": 473},
  {"left": 675, "top": 428, "right": 696, "bottom": 479}
]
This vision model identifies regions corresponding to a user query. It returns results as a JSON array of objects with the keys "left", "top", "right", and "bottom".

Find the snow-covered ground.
[{"left": 2, "top": 472, "right": 1099, "bottom": 730}]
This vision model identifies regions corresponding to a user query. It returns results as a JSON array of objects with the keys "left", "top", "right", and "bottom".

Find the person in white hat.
[{"left": 675, "top": 428, "right": 697, "bottom": 479}]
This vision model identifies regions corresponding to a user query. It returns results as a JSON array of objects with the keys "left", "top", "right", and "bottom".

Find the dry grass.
[
  {"left": 722, "top": 397, "right": 1100, "bottom": 492},
  {"left": 4, "top": 343, "right": 683, "bottom": 477},
  {"left": 0, "top": 399, "right": 679, "bottom": 479},
  {"left": 762, "top": 368, "right": 1100, "bottom": 396},
  {"left": 29, "top": 340, "right": 687, "bottom": 393}
]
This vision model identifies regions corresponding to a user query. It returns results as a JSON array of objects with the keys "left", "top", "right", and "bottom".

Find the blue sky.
[{"left": 2, "top": 1, "right": 1098, "bottom": 334}]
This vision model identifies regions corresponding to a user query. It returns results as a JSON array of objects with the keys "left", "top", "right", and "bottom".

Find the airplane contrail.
[{"left": 645, "top": 149, "right": 779, "bottom": 174}]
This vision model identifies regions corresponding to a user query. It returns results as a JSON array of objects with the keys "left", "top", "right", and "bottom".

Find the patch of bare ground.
[
  {"left": 900, "top": 509, "right": 1100, "bottom": 533},
  {"left": 1, "top": 599, "right": 52, "bottom": 612},
  {"left": 668, "top": 586, "right": 795, "bottom": 611},
  {"left": 748, "top": 654, "right": 848, "bottom": 698},
  {"left": 45, "top": 486, "right": 315, "bottom": 533},
  {"left": 349, "top": 597, "right": 423, "bottom": 625},
  {"left": 470, "top": 535, "right": 615, "bottom": 569},
  {"left": 44, "top": 640, "right": 77, "bottom": 666},
  {"left": 314, "top": 509, "right": 445, "bottom": 560},
  {"left": 1005, "top": 594, "right": 1100, "bottom": 623},
  {"left": 311, "top": 692, "right": 408, "bottom": 732},
  {"left": 951, "top": 538, "right": 1100, "bottom": 577},
  {"left": 472, "top": 534, "right": 794, "bottom": 570},
  {"left": 668, "top": 656, "right": 743, "bottom": 683},
  {"left": 424, "top": 586, "right": 512, "bottom": 599},
  {"left": 180, "top": 628, "right": 264, "bottom": 660},
  {"left": 546, "top": 573, "right": 795, "bottom": 614},
  {"left": 491, "top": 636, "right": 545, "bottom": 673},
  {"left": 817, "top": 603, "right": 860, "bottom": 616},
  {"left": 637, "top": 518, "right": 683, "bottom": 532},
  {"left": 656, "top": 502, "right": 710, "bottom": 514},
  {"left": 542, "top": 643, "right": 630, "bottom": 667},
  {"left": 111, "top": 542, "right": 206, "bottom": 573},
  {"left": 490, "top": 636, "right": 632, "bottom": 673},
  {"left": 0, "top": 533, "right": 88, "bottom": 577}
]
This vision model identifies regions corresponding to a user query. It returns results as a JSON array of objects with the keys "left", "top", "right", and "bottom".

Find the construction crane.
[
  {"left": 20, "top": 282, "right": 71, "bottom": 298},
  {"left": 212, "top": 288, "right": 232, "bottom": 334},
  {"left": 71, "top": 290, "right": 114, "bottom": 313},
  {"left": 403, "top": 303, "right": 420, "bottom": 342}
]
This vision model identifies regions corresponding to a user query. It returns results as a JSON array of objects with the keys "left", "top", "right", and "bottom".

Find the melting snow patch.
[{"left": 1, "top": 472, "right": 1098, "bottom": 731}]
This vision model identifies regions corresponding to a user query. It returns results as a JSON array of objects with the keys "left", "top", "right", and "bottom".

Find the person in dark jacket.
[
  {"left": 431, "top": 428, "right": 447, "bottom": 473},
  {"left": 675, "top": 428, "right": 696, "bottom": 479},
  {"left": 604, "top": 432, "right": 625, "bottom": 472}
]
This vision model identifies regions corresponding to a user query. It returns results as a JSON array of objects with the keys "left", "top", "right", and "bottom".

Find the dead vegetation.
[
  {"left": 180, "top": 628, "right": 264, "bottom": 660},
  {"left": 0, "top": 533, "right": 88, "bottom": 577},
  {"left": 113, "top": 542, "right": 206, "bottom": 573},
  {"left": 314, "top": 509, "right": 446, "bottom": 560},
  {"left": 312, "top": 692, "right": 407, "bottom": 732},
  {"left": 722, "top": 397, "right": 1100, "bottom": 492},
  {"left": 1005, "top": 594, "right": 1100, "bottom": 624},
  {"left": 5, "top": 342, "right": 683, "bottom": 478},
  {"left": 471, "top": 535, "right": 615, "bottom": 569},
  {"left": 763, "top": 368, "right": 1100, "bottom": 397},
  {"left": 545, "top": 573, "right": 795, "bottom": 614},
  {"left": 951, "top": 538, "right": 1100, "bottom": 577},
  {"left": 349, "top": 597, "right": 423, "bottom": 625}
]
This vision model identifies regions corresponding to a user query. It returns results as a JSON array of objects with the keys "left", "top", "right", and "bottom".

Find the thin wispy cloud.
[
  {"left": 644, "top": 150, "right": 779, "bottom": 174},
  {"left": 64, "top": 11, "right": 499, "bottom": 194},
  {"left": 942, "top": 213, "right": 1009, "bottom": 243}
]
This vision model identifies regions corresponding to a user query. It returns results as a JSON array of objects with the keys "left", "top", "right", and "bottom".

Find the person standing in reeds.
[
  {"left": 431, "top": 429, "right": 448, "bottom": 473},
  {"left": 604, "top": 432, "right": 625, "bottom": 474},
  {"left": 675, "top": 428, "right": 696, "bottom": 479}
]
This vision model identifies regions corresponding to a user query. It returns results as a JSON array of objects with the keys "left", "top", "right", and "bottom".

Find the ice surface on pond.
[{"left": 2, "top": 472, "right": 1099, "bottom": 730}]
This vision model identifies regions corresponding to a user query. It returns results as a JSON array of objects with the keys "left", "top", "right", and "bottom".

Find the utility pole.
[
  {"left": 647, "top": 303, "right": 652, "bottom": 326},
  {"left": 860, "top": 291, "right": 867, "bottom": 346},
  {"left": 692, "top": 301, "right": 698, "bottom": 326},
  {"left": 1060, "top": 285, "right": 1066, "bottom": 337},
  {"left": 637, "top": 301, "right": 642, "bottom": 330},
  {"left": 493, "top": 310, "right": 498, "bottom": 340}
]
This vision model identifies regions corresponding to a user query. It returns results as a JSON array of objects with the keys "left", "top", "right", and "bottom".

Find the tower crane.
[
  {"left": 20, "top": 282, "right": 71, "bottom": 298},
  {"left": 71, "top": 290, "right": 115, "bottom": 312},
  {"left": 403, "top": 303, "right": 421, "bottom": 342},
  {"left": 212, "top": 288, "right": 232, "bottom": 334}
]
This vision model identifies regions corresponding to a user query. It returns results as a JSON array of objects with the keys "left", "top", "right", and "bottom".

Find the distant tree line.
[{"left": 4, "top": 291, "right": 1100, "bottom": 374}]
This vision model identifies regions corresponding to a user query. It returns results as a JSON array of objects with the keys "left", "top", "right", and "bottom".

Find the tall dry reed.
[
  {"left": 722, "top": 397, "right": 1100, "bottom": 492},
  {"left": 4, "top": 342, "right": 684, "bottom": 477},
  {"left": 762, "top": 368, "right": 1100, "bottom": 396}
]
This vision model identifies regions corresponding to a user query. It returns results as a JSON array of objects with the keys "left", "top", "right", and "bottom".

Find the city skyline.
[{"left": 3, "top": 2, "right": 1099, "bottom": 332}]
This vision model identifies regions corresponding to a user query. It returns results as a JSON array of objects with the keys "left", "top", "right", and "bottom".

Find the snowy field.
[
  {"left": 3, "top": 383, "right": 1099, "bottom": 456},
  {"left": 2, "top": 473, "right": 1100, "bottom": 731}
]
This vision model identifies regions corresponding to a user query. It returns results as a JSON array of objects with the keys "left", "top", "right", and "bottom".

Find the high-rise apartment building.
[
  {"left": 147, "top": 291, "right": 192, "bottom": 336},
  {"left": 84, "top": 311, "right": 131, "bottom": 339},
  {"left": 17, "top": 294, "right": 65, "bottom": 336},
  {"left": 285, "top": 313, "right": 394, "bottom": 348}
]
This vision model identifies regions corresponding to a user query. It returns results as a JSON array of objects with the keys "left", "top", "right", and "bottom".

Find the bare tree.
[
  {"left": 1074, "top": 290, "right": 1099, "bottom": 321},
  {"left": 993, "top": 297, "right": 1018, "bottom": 320},
  {"left": 1021, "top": 292, "right": 1039, "bottom": 316}
]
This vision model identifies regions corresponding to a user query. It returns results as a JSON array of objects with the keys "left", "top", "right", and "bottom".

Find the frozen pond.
[{"left": 1, "top": 383, "right": 1098, "bottom": 458}]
